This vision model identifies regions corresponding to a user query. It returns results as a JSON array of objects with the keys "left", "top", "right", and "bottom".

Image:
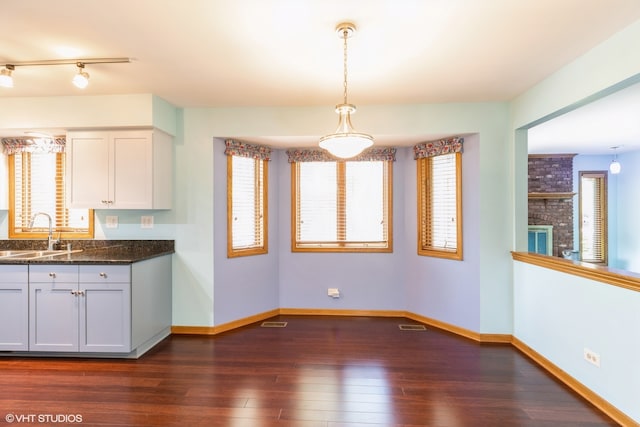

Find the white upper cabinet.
[{"left": 66, "top": 129, "right": 172, "bottom": 209}]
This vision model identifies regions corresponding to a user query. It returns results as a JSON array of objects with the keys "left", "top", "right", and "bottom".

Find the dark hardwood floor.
[{"left": 0, "top": 316, "right": 618, "bottom": 426}]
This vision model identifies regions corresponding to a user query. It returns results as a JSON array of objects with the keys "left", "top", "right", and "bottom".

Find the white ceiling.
[
  {"left": 2, "top": 0, "right": 640, "bottom": 151},
  {"left": 528, "top": 81, "right": 640, "bottom": 155}
]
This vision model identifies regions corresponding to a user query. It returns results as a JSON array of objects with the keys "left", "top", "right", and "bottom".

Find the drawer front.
[
  {"left": 79, "top": 265, "right": 130, "bottom": 283},
  {"left": 29, "top": 265, "right": 78, "bottom": 282},
  {"left": 0, "top": 265, "right": 28, "bottom": 283}
]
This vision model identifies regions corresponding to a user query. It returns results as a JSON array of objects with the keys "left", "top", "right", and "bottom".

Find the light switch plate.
[{"left": 141, "top": 215, "right": 154, "bottom": 229}]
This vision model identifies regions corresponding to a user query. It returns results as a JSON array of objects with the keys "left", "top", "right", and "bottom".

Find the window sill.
[{"left": 511, "top": 252, "right": 640, "bottom": 293}]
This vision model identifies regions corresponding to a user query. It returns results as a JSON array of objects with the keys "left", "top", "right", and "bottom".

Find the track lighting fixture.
[
  {"left": 72, "top": 62, "right": 90, "bottom": 88},
  {"left": 0, "top": 57, "right": 130, "bottom": 90}
]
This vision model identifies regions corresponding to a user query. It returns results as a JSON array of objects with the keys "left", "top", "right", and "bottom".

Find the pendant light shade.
[
  {"left": 609, "top": 160, "right": 621, "bottom": 174},
  {"left": 319, "top": 104, "right": 373, "bottom": 158},
  {"left": 319, "top": 23, "right": 373, "bottom": 159}
]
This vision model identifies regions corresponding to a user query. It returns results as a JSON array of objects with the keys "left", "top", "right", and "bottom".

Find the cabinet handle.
[
  {"left": 78, "top": 290, "right": 85, "bottom": 296},
  {"left": 99, "top": 272, "right": 108, "bottom": 278},
  {"left": 70, "top": 290, "right": 76, "bottom": 296},
  {"left": 49, "top": 272, "right": 56, "bottom": 278}
]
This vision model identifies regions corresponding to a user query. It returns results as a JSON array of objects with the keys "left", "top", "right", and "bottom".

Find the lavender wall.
[
  {"left": 277, "top": 149, "right": 408, "bottom": 310},
  {"left": 404, "top": 134, "right": 482, "bottom": 331},
  {"left": 212, "top": 138, "right": 280, "bottom": 325}
]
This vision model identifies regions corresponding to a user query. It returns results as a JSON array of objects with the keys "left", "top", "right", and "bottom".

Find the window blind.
[
  {"left": 297, "top": 162, "right": 338, "bottom": 242},
  {"left": 294, "top": 160, "right": 391, "bottom": 251},
  {"left": 230, "top": 155, "right": 265, "bottom": 250},
  {"left": 12, "top": 152, "right": 91, "bottom": 235},
  {"left": 428, "top": 154, "right": 458, "bottom": 250}
]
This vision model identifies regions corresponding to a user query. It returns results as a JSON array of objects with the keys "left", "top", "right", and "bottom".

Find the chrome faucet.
[{"left": 29, "top": 212, "right": 59, "bottom": 250}]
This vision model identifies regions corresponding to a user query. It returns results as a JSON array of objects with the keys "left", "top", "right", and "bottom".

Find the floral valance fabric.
[
  {"left": 224, "top": 139, "right": 272, "bottom": 161},
  {"left": 413, "top": 137, "right": 464, "bottom": 159},
  {"left": 286, "top": 147, "right": 396, "bottom": 163},
  {"left": 1, "top": 137, "right": 66, "bottom": 155}
]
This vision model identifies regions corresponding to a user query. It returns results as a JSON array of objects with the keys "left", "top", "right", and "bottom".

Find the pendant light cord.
[{"left": 342, "top": 27, "right": 349, "bottom": 105}]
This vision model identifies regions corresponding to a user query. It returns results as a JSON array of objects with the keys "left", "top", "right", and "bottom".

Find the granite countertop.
[{"left": 0, "top": 240, "right": 174, "bottom": 265}]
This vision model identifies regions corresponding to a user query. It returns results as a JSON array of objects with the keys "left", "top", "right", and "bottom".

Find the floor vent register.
[
  {"left": 261, "top": 321, "right": 288, "bottom": 328},
  {"left": 398, "top": 324, "right": 427, "bottom": 331}
]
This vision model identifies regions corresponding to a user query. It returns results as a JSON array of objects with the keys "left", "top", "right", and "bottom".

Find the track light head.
[
  {"left": 0, "top": 64, "right": 15, "bottom": 88},
  {"left": 72, "top": 62, "right": 89, "bottom": 89}
]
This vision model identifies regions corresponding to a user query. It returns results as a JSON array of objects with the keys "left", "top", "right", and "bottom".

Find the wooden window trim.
[
  {"left": 8, "top": 152, "right": 94, "bottom": 239},
  {"left": 291, "top": 160, "right": 393, "bottom": 253},
  {"left": 226, "top": 155, "right": 268, "bottom": 258},
  {"left": 579, "top": 170, "right": 607, "bottom": 265},
  {"left": 417, "top": 152, "right": 463, "bottom": 260}
]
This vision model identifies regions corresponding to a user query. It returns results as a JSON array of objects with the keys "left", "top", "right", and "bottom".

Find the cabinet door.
[
  {"left": 0, "top": 266, "right": 29, "bottom": 351},
  {"left": 29, "top": 265, "right": 79, "bottom": 352},
  {"left": 66, "top": 132, "right": 110, "bottom": 208},
  {"left": 29, "top": 281, "right": 79, "bottom": 352},
  {"left": 79, "top": 265, "right": 131, "bottom": 353},
  {"left": 111, "top": 131, "right": 153, "bottom": 209}
]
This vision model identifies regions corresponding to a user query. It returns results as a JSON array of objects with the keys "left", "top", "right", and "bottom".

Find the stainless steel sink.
[{"left": 0, "top": 249, "right": 83, "bottom": 260}]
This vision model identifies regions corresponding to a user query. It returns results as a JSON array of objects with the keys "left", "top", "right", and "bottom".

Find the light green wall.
[{"left": 510, "top": 18, "right": 640, "bottom": 424}]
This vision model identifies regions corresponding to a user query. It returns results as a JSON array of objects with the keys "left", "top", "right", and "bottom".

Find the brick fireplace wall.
[{"left": 528, "top": 154, "right": 575, "bottom": 257}]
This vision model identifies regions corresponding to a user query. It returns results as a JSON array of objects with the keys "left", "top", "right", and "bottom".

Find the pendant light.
[
  {"left": 609, "top": 146, "right": 621, "bottom": 174},
  {"left": 319, "top": 23, "right": 373, "bottom": 159}
]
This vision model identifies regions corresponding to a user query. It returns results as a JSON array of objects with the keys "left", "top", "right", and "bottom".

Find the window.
[
  {"left": 417, "top": 152, "right": 462, "bottom": 259},
  {"left": 579, "top": 171, "right": 607, "bottom": 264},
  {"left": 225, "top": 140, "right": 269, "bottom": 258},
  {"left": 292, "top": 159, "right": 392, "bottom": 252},
  {"left": 9, "top": 151, "right": 94, "bottom": 239}
]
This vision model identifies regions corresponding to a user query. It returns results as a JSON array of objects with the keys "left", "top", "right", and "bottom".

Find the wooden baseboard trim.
[
  {"left": 171, "top": 325, "right": 216, "bottom": 335},
  {"left": 403, "top": 312, "right": 511, "bottom": 343},
  {"left": 512, "top": 337, "right": 635, "bottom": 427},
  {"left": 171, "top": 309, "right": 279, "bottom": 336},
  {"left": 279, "top": 308, "right": 406, "bottom": 317}
]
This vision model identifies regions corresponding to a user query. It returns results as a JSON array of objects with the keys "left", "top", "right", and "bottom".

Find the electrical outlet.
[
  {"left": 141, "top": 215, "right": 154, "bottom": 229},
  {"left": 105, "top": 215, "right": 118, "bottom": 229},
  {"left": 327, "top": 288, "right": 340, "bottom": 298},
  {"left": 584, "top": 348, "right": 600, "bottom": 367}
]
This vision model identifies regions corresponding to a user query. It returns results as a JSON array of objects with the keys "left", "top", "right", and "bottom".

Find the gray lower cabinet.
[
  {"left": 29, "top": 264, "right": 131, "bottom": 353},
  {"left": 0, "top": 265, "right": 29, "bottom": 351},
  {"left": 79, "top": 265, "right": 131, "bottom": 353},
  {"left": 1, "top": 255, "right": 170, "bottom": 357}
]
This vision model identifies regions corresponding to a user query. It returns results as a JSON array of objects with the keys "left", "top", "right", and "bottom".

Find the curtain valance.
[
  {"left": 224, "top": 139, "right": 272, "bottom": 161},
  {"left": 286, "top": 147, "right": 396, "bottom": 163},
  {"left": 413, "top": 137, "right": 463, "bottom": 159},
  {"left": 1, "top": 137, "right": 66, "bottom": 155}
]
